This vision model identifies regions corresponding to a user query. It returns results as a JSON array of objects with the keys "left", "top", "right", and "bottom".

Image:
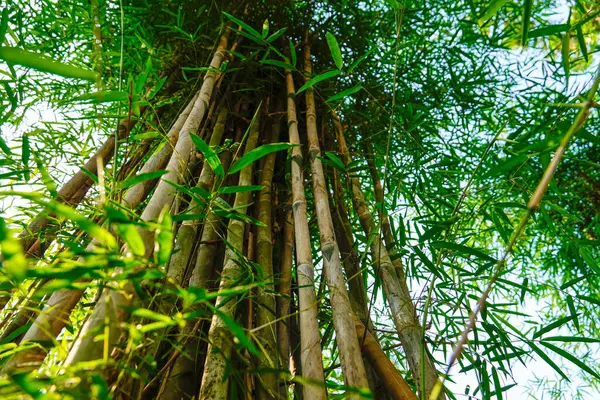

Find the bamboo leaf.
[
  {"left": 561, "top": 33, "right": 570, "bottom": 86},
  {"left": 431, "top": 241, "right": 497, "bottom": 263},
  {"left": 220, "top": 185, "right": 264, "bottom": 194},
  {"left": 116, "top": 224, "right": 145, "bottom": 257},
  {"left": 156, "top": 207, "right": 172, "bottom": 266},
  {"left": 211, "top": 305, "right": 259, "bottom": 356},
  {"left": 575, "top": 26, "right": 588, "bottom": 63},
  {"left": 191, "top": 133, "right": 224, "bottom": 179},
  {"left": 296, "top": 69, "right": 341, "bottom": 94},
  {"left": 0, "top": 134, "right": 11, "bottom": 156},
  {"left": 0, "top": 47, "right": 96, "bottom": 81},
  {"left": 223, "top": 12, "right": 262, "bottom": 40},
  {"left": 70, "top": 91, "right": 128, "bottom": 103},
  {"left": 521, "top": 0, "right": 532, "bottom": 45},
  {"left": 289, "top": 40, "right": 296, "bottom": 67},
  {"left": 528, "top": 24, "right": 569, "bottom": 38},
  {"left": 533, "top": 316, "right": 574, "bottom": 339},
  {"left": 119, "top": 170, "right": 168, "bottom": 191},
  {"left": 542, "top": 336, "right": 600, "bottom": 343},
  {"left": 326, "top": 84, "right": 362, "bottom": 103},
  {"left": 0, "top": 9, "right": 8, "bottom": 45},
  {"left": 21, "top": 133, "right": 30, "bottom": 171},
  {"left": 579, "top": 247, "right": 600, "bottom": 276},
  {"left": 566, "top": 295, "right": 580, "bottom": 332},
  {"left": 323, "top": 152, "right": 346, "bottom": 171},
  {"left": 229, "top": 143, "right": 296, "bottom": 174},
  {"left": 478, "top": 0, "right": 510, "bottom": 24},
  {"left": 266, "top": 27, "right": 287, "bottom": 43},
  {"left": 9, "top": 193, "right": 117, "bottom": 250},
  {"left": 492, "top": 367, "right": 502, "bottom": 400},
  {"left": 576, "top": 294, "right": 600, "bottom": 307},
  {"left": 260, "top": 59, "right": 294, "bottom": 70},
  {"left": 348, "top": 48, "right": 374, "bottom": 74},
  {"left": 326, "top": 32, "right": 343, "bottom": 69},
  {"left": 528, "top": 341, "right": 570, "bottom": 381},
  {"left": 540, "top": 341, "right": 600, "bottom": 380},
  {"left": 132, "top": 308, "right": 172, "bottom": 323}
]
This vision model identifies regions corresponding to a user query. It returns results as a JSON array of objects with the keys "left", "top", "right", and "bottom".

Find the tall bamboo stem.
[
  {"left": 303, "top": 38, "right": 369, "bottom": 398},
  {"left": 63, "top": 31, "right": 229, "bottom": 367},
  {"left": 255, "top": 113, "right": 281, "bottom": 399},
  {"left": 333, "top": 113, "right": 444, "bottom": 399},
  {"left": 284, "top": 67, "right": 327, "bottom": 400},
  {"left": 198, "top": 108, "right": 261, "bottom": 400}
]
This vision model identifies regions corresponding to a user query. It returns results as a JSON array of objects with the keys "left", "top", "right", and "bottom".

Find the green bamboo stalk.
[
  {"left": 303, "top": 38, "right": 369, "bottom": 398},
  {"left": 155, "top": 145, "right": 234, "bottom": 400},
  {"left": 255, "top": 115, "right": 281, "bottom": 399},
  {"left": 284, "top": 66, "right": 327, "bottom": 400},
  {"left": 333, "top": 113, "right": 444, "bottom": 400},
  {"left": 63, "top": 31, "right": 230, "bottom": 367},
  {"left": 276, "top": 199, "right": 294, "bottom": 397},
  {"left": 198, "top": 108, "right": 261, "bottom": 400}
]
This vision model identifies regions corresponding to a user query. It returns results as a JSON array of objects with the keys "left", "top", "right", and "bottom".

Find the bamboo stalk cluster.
[{"left": 0, "top": 25, "right": 447, "bottom": 400}]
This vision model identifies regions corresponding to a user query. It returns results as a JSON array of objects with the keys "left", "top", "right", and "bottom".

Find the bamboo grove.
[{"left": 1, "top": 1, "right": 600, "bottom": 399}]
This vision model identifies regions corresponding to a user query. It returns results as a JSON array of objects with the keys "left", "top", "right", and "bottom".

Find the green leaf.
[
  {"left": 543, "top": 336, "right": 600, "bottom": 343},
  {"left": 487, "top": 154, "right": 528, "bottom": 176},
  {"left": 579, "top": 247, "right": 600, "bottom": 276},
  {"left": 577, "top": 294, "right": 600, "bottom": 307},
  {"left": 116, "top": 224, "right": 145, "bottom": 257},
  {"left": 430, "top": 241, "right": 497, "bottom": 263},
  {"left": 260, "top": 59, "right": 294, "bottom": 70},
  {"left": 575, "top": 25, "right": 588, "bottom": 63},
  {"left": 326, "top": 84, "right": 362, "bottom": 103},
  {"left": 519, "top": 277, "right": 528, "bottom": 303},
  {"left": 191, "top": 134, "right": 224, "bottom": 179},
  {"left": 21, "top": 133, "right": 30, "bottom": 169},
  {"left": 156, "top": 206, "right": 172, "bottom": 266},
  {"left": 561, "top": 33, "right": 570, "bottom": 85},
  {"left": 478, "top": 0, "right": 510, "bottom": 24},
  {"left": 326, "top": 32, "right": 343, "bottom": 69},
  {"left": 220, "top": 185, "right": 264, "bottom": 194},
  {"left": 528, "top": 341, "right": 569, "bottom": 381},
  {"left": 528, "top": 24, "right": 569, "bottom": 38},
  {"left": 289, "top": 40, "right": 297, "bottom": 67},
  {"left": 0, "top": 47, "right": 96, "bottom": 81},
  {"left": 0, "top": 134, "right": 11, "bottom": 156},
  {"left": 70, "top": 91, "right": 128, "bottom": 103},
  {"left": 348, "top": 48, "right": 375, "bottom": 74},
  {"left": 492, "top": 367, "right": 502, "bottom": 400},
  {"left": 132, "top": 308, "right": 172, "bottom": 323},
  {"left": 0, "top": 9, "right": 8, "bottom": 45},
  {"left": 324, "top": 152, "right": 346, "bottom": 171},
  {"left": 119, "top": 170, "right": 168, "bottom": 191},
  {"left": 533, "top": 316, "right": 574, "bottom": 339},
  {"left": 223, "top": 12, "right": 262, "bottom": 40},
  {"left": 261, "top": 19, "right": 269, "bottom": 37},
  {"left": 210, "top": 305, "right": 259, "bottom": 356},
  {"left": 229, "top": 143, "right": 296, "bottom": 174},
  {"left": 566, "top": 295, "right": 580, "bottom": 332},
  {"left": 297, "top": 69, "right": 341, "bottom": 94},
  {"left": 540, "top": 341, "right": 600, "bottom": 380},
  {"left": 266, "top": 28, "right": 287, "bottom": 43},
  {"left": 521, "top": 0, "right": 532, "bottom": 45}
]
